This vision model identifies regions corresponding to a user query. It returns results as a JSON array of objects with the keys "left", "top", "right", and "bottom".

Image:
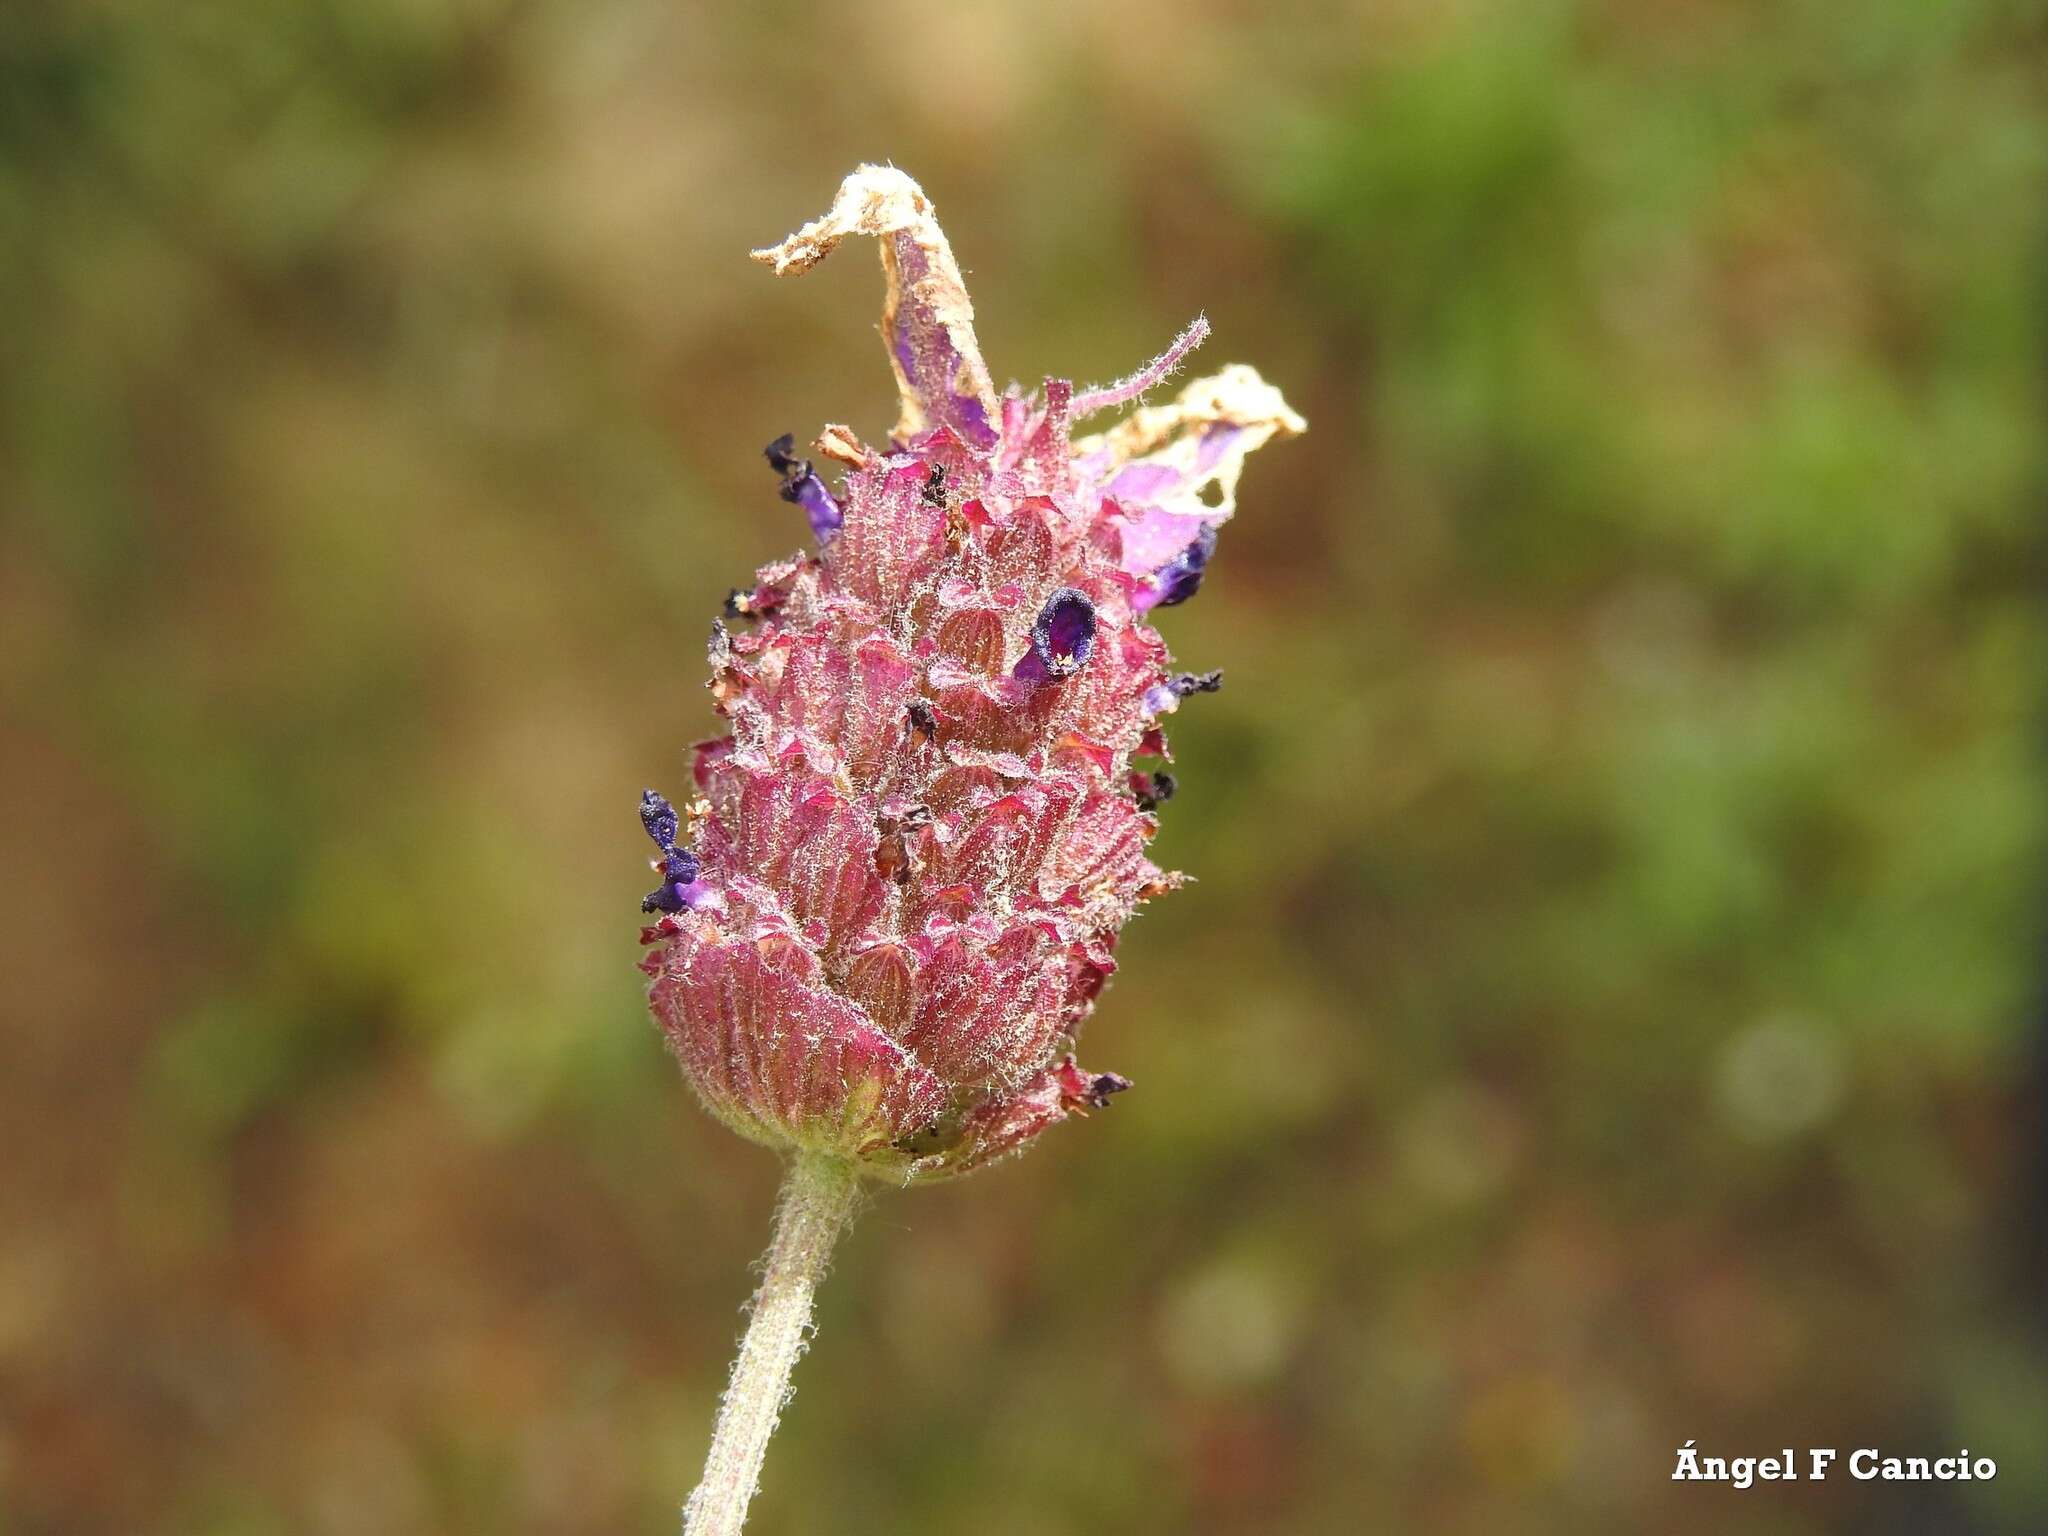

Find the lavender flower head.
[{"left": 638, "top": 166, "right": 1303, "bottom": 1183}]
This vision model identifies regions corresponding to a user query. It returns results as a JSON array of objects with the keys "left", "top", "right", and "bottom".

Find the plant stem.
[{"left": 683, "top": 1151, "right": 862, "bottom": 1536}]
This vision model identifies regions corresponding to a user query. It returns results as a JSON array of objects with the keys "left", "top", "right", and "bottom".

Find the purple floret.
[
  {"left": 1013, "top": 588, "right": 1097, "bottom": 683},
  {"left": 639, "top": 789, "right": 710, "bottom": 913},
  {"left": 1142, "top": 669, "right": 1225, "bottom": 717},
  {"left": 641, "top": 789, "right": 680, "bottom": 850},
  {"left": 765, "top": 433, "right": 844, "bottom": 540},
  {"left": 643, "top": 846, "right": 706, "bottom": 914},
  {"left": 1135, "top": 526, "right": 1217, "bottom": 613},
  {"left": 780, "top": 471, "right": 843, "bottom": 540}
]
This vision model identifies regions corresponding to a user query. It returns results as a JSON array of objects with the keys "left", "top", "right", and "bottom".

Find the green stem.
[{"left": 682, "top": 1152, "right": 862, "bottom": 1536}]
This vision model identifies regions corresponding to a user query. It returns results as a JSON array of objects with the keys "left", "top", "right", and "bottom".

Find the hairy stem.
[{"left": 682, "top": 1152, "right": 862, "bottom": 1536}]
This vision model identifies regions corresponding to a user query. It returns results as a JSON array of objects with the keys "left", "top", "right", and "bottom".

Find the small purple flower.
[
  {"left": 1142, "top": 668, "right": 1225, "bottom": 716},
  {"left": 640, "top": 787, "right": 679, "bottom": 849},
  {"left": 1012, "top": 587, "right": 1097, "bottom": 683},
  {"left": 765, "top": 432, "right": 844, "bottom": 540},
  {"left": 1135, "top": 526, "right": 1217, "bottom": 613},
  {"left": 640, "top": 788, "right": 708, "bottom": 913}
]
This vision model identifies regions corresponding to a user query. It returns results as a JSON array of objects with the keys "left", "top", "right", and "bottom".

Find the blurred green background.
[{"left": 4, "top": 1, "right": 2045, "bottom": 1532}]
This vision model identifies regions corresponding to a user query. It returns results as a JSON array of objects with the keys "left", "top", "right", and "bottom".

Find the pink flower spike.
[{"left": 643, "top": 165, "right": 1302, "bottom": 1188}]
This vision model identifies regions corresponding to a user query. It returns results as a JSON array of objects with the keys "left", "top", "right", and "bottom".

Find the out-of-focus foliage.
[{"left": 2, "top": 1, "right": 2043, "bottom": 1532}]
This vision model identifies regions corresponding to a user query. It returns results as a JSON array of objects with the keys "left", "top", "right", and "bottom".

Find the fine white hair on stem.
[
  {"left": 682, "top": 1153, "right": 863, "bottom": 1536},
  {"left": 1070, "top": 315, "right": 1211, "bottom": 419}
]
